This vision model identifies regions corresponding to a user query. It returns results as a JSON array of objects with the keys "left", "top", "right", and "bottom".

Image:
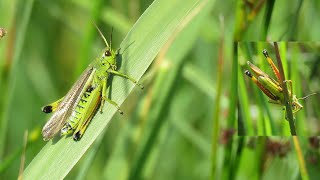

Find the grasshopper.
[
  {"left": 42, "top": 26, "right": 143, "bottom": 141},
  {"left": 244, "top": 49, "right": 316, "bottom": 117}
]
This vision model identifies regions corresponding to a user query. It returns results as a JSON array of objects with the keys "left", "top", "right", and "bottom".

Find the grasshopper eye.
[{"left": 105, "top": 50, "right": 111, "bottom": 57}]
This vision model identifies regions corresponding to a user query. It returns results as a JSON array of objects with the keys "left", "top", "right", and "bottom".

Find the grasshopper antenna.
[
  {"left": 110, "top": 27, "right": 113, "bottom": 50},
  {"left": 93, "top": 23, "right": 110, "bottom": 48},
  {"left": 298, "top": 92, "right": 317, "bottom": 100},
  {"left": 117, "top": 41, "right": 135, "bottom": 55}
]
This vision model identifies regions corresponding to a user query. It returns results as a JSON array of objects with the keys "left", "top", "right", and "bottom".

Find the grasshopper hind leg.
[{"left": 42, "top": 97, "right": 65, "bottom": 113}]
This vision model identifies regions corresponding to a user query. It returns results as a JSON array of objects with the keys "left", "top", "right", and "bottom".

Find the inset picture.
[{"left": 238, "top": 42, "right": 319, "bottom": 136}]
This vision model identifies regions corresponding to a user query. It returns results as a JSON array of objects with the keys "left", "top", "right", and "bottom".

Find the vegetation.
[{"left": 0, "top": 0, "right": 319, "bottom": 179}]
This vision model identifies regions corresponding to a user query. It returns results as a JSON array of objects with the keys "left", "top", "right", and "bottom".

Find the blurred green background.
[{"left": 0, "top": 0, "right": 320, "bottom": 179}]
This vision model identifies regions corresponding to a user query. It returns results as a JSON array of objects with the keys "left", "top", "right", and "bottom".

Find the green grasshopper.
[
  {"left": 244, "top": 49, "right": 316, "bottom": 117},
  {"left": 42, "top": 26, "right": 143, "bottom": 141}
]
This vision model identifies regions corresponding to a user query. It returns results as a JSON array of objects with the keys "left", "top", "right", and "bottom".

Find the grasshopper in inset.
[
  {"left": 42, "top": 26, "right": 143, "bottom": 141},
  {"left": 244, "top": 49, "right": 316, "bottom": 118}
]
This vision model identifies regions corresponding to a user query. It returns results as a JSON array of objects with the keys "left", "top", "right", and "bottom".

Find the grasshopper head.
[
  {"left": 291, "top": 95, "right": 303, "bottom": 114},
  {"left": 94, "top": 24, "right": 117, "bottom": 69},
  {"left": 101, "top": 47, "right": 117, "bottom": 68},
  {"left": 291, "top": 93, "right": 317, "bottom": 114}
]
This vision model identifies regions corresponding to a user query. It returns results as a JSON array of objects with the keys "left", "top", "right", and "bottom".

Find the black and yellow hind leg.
[
  {"left": 72, "top": 87, "right": 101, "bottom": 141},
  {"left": 42, "top": 97, "right": 65, "bottom": 113}
]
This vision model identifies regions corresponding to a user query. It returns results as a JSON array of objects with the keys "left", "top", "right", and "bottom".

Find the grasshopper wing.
[
  {"left": 42, "top": 67, "right": 95, "bottom": 141},
  {"left": 247, "top": 61, "right": 280, "bottom": 86}
]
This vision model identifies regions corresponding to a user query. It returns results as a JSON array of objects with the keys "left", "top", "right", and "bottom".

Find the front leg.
[{"left": 107, "top": 69, "right": 144, "bottom": 89}]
